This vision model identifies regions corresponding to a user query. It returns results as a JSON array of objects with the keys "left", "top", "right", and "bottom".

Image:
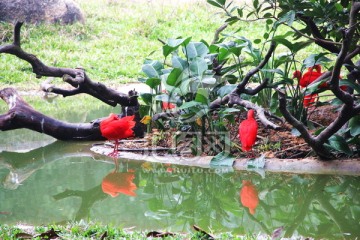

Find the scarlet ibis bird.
[
  {"left": 238, "top": 109, "right": 258, "bottom": 157},
  {"left": 298, "top": 65, "right": 322, "bottom": 88},
  {"left": 100, "top": 113, "right": 136, "bottom": 157},
  {"left": 240, "top": 180, "right": 259, "bottom": 215},
  {"left": 303, "top": 93, "right": 318, "bottom": 107},
  {"left": 293, "top": 66, "right": 321, "bottom": 107}
]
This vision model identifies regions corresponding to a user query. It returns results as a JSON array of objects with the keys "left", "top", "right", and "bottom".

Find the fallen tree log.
[{"left": 0, "top": 87, "right": 139, "bottom": 140}]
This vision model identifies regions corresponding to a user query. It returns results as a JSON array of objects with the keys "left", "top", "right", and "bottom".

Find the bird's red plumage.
[
  {"left": 303, "top": 93, "right": 318, "bottom": 107},
  {"left": 238, "top": 110, "right": 258, "bottom": 152},
  {"left": 311, "top": 64, "right": 322, "bottom": 73},
  {"left": 292, "top": 70, "right": 302, "bottom": 80},
  {"left": 100, "top": 114, "right": 135, "bottom": 140},
  {"left": 299, "top": 68, "right": 322, "bottom": 87}
]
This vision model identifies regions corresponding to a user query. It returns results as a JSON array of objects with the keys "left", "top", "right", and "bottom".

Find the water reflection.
[
  {"left": 240, "top": 180, "right": 259, "bottom": 215},
  {"left": 102, "top": 168, "right": 137, "bottom": 197},
  {"left": 0, "top": 144, "right": 359, "bottom": 238}
]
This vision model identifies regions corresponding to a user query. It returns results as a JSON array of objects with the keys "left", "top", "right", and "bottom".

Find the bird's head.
[
  {"left": 292, "top": 70, "right": 302, "bottom": 80},
  {"left": 311, "top": 64, "right": 322, "bottom": 73},
  {"left": 247, "top": 109, "right": 255, "bottom": 119}
]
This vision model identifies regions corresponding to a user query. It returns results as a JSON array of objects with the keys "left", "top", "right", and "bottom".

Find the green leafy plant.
[
  {"left": 206, "top": 0, "right": 360, "bottom": 159},
  {"left": 140, "top": 38, "right": 233, "bottom": 155}
]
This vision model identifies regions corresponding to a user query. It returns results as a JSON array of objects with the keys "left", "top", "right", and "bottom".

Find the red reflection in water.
[
  {"left": 240, "top": 180, "right": 259, "bottom": 215},
  {"left": 101, "top": 171, "right": 137, "bottom": 197}
]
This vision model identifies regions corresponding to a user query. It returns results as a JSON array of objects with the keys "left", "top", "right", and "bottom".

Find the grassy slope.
[
  {"left": 0, "top": 0, "right": 320, "bottom": 92},
  {"left": 0, "top": 0, "right": 223, "bottom": 90}
]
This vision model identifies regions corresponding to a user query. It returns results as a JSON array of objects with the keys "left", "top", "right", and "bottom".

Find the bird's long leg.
[
  {"left": 246, "top": 150, "right": 255, "bottom": 159},
  {"left": 114, "top": 158, "right": 119, "bottom": 172},
  {"left": 114, "top": 140, "right": 119, "bottom": 157},
  {"left": 108, "top": 140, "right": 119, "bottom": 158}
]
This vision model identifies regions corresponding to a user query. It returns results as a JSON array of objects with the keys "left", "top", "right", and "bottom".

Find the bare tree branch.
[
  {"left": 211, "top": 23, "right": 228, "bottom": 45},
  {"left": 328, "top": 2, "right": 360, "bottom": 105},
  {"left": 235, "top": 41, "right": 277, "bottom": 95},
  {"left": 277, "top": 88, "right": 333, "bottom": 159},
  {"left": 0, "top": 22, "right": 137, "bottom": 108}
]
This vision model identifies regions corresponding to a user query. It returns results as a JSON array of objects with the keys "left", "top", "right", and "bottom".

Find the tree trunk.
[{"left": 0, "top": 88, "right": 141, "bottom": 140}]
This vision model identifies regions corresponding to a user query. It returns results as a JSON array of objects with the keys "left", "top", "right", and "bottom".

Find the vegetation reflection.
[{"left": 0, "top": 145, "right": 359, "bottom": 238}]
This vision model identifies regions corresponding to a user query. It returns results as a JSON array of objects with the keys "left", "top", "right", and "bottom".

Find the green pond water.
[{"left": 0, "top": 95, "right": 360, "bottom": 239}]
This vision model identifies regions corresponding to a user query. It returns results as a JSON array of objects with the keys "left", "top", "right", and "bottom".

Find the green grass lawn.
[
  {"left": 0, "top": 0, "right": 321, "bottom": 92},
  {"left": 0, "top": 0, "right": 225, "bottom": 90},
  {"left": 0, "top": 221, "right": 260, "bottom": 240}
]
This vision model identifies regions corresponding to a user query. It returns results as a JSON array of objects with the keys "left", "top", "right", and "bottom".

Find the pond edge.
[{"left": 91, "top": 145, "right": 360, "bottom": 176}]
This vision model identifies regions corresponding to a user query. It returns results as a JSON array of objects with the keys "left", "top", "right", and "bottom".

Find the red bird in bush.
[
  {"left": 293, "top": 66, "right": 321, "bottom": 107},
  {"left": 302, "top": 93, "right": 318, "bottom": 107},
  {"left": 238, "top": 109, "right": 258, "bottom": 156},
  {"left": 298, "top": 65, "right": 322, "bottom": 88},
  {"left": 161, "top": 90, "right": 176, "bottom": 110},
  {"left": 100, "top": 113, "right": 136, "bottom": 157}
]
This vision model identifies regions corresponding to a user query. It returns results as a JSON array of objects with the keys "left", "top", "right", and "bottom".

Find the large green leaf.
[
  {"left": 274, "top": 10, "right": 295, "bottom": 30},
  {"left": 145, "top": 78, "right": 161, "bottom": 89},
  {"left": 162, "top": 45, "right": 176, "bottom": 59},
  {"left": 176, "top": 78, "right": 192, "bottom": 96},
  {"left": 303, "top": 53, "right": 332, "bottom": 68},
  {"left": 349, "top": 116, "right": 360, "bottom": 137},
  {"left": 142, "top": 64, "right": 160, "bottom": 78},
  {"left": 184, "top": 42, "right": 209, "bottom": 59},
  {"left": 195, "top": 88, "right": 209, "bottom": 105},
  {"left": 326, "top": 135, "right": 352, "bottom": 155},
  {"left": 178, "top": 100, "right": 202, "bottom": 110},
  {"left": 229, "top": 45, "right": 244, "bottom": 57},
  {"left": 140, "top": 93, "right": 153, "bottom": 105},
  {"left": 139, "top": 105, "right": 150, "bottom": 118},
  {"left": 190, "top": 57, "right": 208, "bottom": 78},
  {"left": 172, "top": 56, "right": 188, "bottom": 70},
  {"left": 217, "top": 84, "right": 237, "bottom": 97},
  {"left": 272, "top": 37, "right": 294, "bottom": 51},
  {"left": 217, "top": 47, "right": 231, "bottom": 61},
  {"left": 207, "top": 0, "right": 223, "bottom": 8},
  {"left": 210, "top": 151, "right": 235, "bottom": 167},
  {"left": 163, "top": 37, "right": 192, "bottom": 58},
  {"left": 201, "top": 77, "right": 217, "bottom": 85},
  {"left": 166, "top": 68, "right": 183, "bottom": 87},
  {"left": 168, "top": 37, "right": 192, "bottom": 47}
]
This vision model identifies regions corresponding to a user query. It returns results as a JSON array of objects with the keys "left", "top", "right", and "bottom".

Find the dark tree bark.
[
  {"left": 0, "top": 88, "right": 104, "bottom": 140},
  {"left": 0, "top": 22, "right": 145, "bottom": 138},
  {"left": 277, "top": 2, "right": 360, "bottom": 160}
]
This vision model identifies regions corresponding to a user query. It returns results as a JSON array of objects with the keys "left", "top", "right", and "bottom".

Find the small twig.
[{"left": 211, "top": 23, "right": 228, "bottom": 44}]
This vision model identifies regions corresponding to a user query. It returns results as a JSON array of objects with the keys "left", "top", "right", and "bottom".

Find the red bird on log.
[
  {"left": 238, "top": 109, "right": 258, "bottom": 157},
  {"left": 100, "top": 113, "right": 136, "bottom": 157}
]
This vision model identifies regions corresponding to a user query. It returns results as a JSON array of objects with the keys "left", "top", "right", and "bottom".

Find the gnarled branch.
[
  {"left": 0, "top": 88, "right": 104, "bottom": 140},
  {"left": 0, "top": 22, "right": 136, "bottom": 108}
]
